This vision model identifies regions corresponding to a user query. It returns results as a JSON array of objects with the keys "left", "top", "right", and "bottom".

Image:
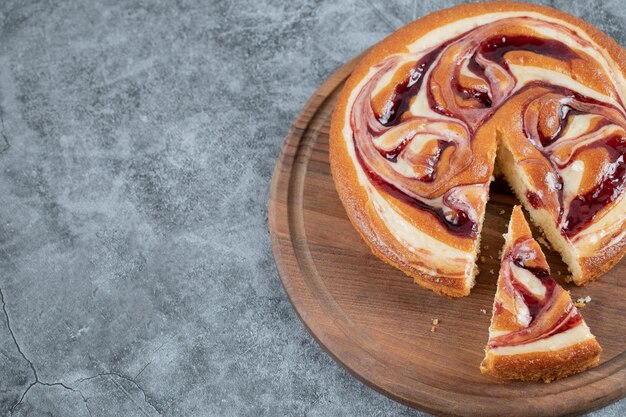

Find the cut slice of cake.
[{"left": 480, "top": 206, "right": 601, "bottom": 382}]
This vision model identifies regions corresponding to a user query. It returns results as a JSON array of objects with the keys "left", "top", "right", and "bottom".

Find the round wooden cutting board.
[{"left": 268, "top": 54, "right": 626, "bottom": 417}]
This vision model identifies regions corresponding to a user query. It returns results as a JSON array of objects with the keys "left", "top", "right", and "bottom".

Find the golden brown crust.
[
  {"left": 579, "top": 235, "right": 626, "bottom": 284},
  {"left": 364, "top": 234, "right": 470, "bottom": 297},
  {"left": 480, "top": 338, "right": 602, "bottom": 382},
  {"left": 509, "top": 205, "right": 533, "bottom": 240}
]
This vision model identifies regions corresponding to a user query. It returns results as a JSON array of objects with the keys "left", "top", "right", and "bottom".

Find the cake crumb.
[
  {"left": 431, "top": 318, "right": 439, "bottom": 325},
  {"left": 484, "top": 245, "right": 490, "bottom": 250},
  {"left": 498, "top": 209, "right": 505, "bottom": 215},
  {"left": 489, "top": 255, "right": 493, "bottom": 259},
  {"left": 489, "top": 269, "right": 495, "bottom": 275},
  {"left": 480, "top": 309, "right": 487, "bottom": 314},
  {"left": 574, "top": 296, "right": 592, "bottom": 308},
  {"left": 536, "top": 236, "right": 549, "bottom": 247},
  {"left": 430, "top": 326, "right": 437, "bottom": 333},
  {"left": 480, "top": 256, "right": 486, "bottom": 263},
  {"left": 557, "top": 270, "right": 562, "bottom": 275}
]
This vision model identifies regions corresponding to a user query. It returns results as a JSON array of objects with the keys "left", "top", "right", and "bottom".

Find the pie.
[
  {"left": 329, "top": 1, "right": 626, "bottom": 296},
  {"left": 480, "top": 206, "right": 602, "bottom": 382}
]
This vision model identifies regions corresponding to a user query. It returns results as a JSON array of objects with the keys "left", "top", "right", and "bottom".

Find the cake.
[
  {"left": 329, "top": 1, "right": 626, "bottom": 296},
  {"left": 480, "top": 206, "right": 602, "bottom": 382}
]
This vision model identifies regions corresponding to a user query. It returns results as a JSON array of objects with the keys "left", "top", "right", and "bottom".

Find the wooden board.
[{"left": 268, "top": 54, "right": 626, "bottom": 417}]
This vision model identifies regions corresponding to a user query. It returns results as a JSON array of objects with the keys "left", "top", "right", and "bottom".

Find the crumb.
[
  {"left": 537, "top": 237, "right": 548, "bottom": 247},
  {"left": 498, "top": 209, "right": 505, "bottom": 215},
  {"left": 489, "top": 255, "right": 493, "bottom": 259},
  {"left": 539, "top": 233, "right": 553, "bottom": 249},
  {"left": 430, "top": 326, "right": 437, "bottom": 333},
  {"left": 480, "top": 309, "right": 487, "bottom": 314},
  {"left": 557, "top": 270, "right": 562, "bottom": 275},
  {"left": 489, "top": 269, "right": 495, "bottom": 275},
  {"left": 484, "top": 245, "right": 490, "bottom": 250},
  {"left": 574, "top": 296, "right": 591, "bottom": 308},
  {"left": 431, "top": 318, "right": 439, "bottom": 325},
  {"left": 480, "top": 256, "right": 486, "bottom": 263}
]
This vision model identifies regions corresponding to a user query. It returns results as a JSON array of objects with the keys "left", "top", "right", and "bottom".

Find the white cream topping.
[
  {"left": 511, "top": 65, "right": 622, "bottom": 110},
  {"left": 559, "top": 160, "right": 585, "bottom": 217},
  {"left": 392, "top": 134, "right": 438, "bottom": 178},
  {"left": 408, "top": 84, "right": 451, "bottom": 121},
  {"left": 511, "top": 264, "right": 547, "bottom": 298},
  {"left": 514, "top": 292, "right": 532, "bottom": 328},
  {"left": 559, "top": 114, "right": 595, "bottom": 142},
  {"left": 489, "top": 323, "right": 593, "bottom": 356},
  {"left": 572, "top": 192, "right": 626, "bottom": 255}
]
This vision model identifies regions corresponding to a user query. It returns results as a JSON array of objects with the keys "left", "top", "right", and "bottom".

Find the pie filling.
[{"left": 343, "top": 13, "right": 626, "bottom": 280}]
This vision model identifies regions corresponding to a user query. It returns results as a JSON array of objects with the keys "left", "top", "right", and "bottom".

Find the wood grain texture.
[{"left": 268, "top": 54, "right": 625, "bottom": 417}]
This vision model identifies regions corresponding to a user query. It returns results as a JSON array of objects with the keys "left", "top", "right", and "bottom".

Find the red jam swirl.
[
  {"left": 521, "top": 86, "right": 626, "bottom": 236},
  {"left": 562, "top": 134, "right": 626, "bottom": 236},
  {"left": 350, "top": 16, "right": 626, "bottom": 239},
  {"left": 354, "top": 145, "right": 477, "bottom": 236},
  {"left": 489, "top": 236, "right": 582, "bottom": 349},
  {"left": 378, "top": 45, "right": 447, "bottom": 127}
]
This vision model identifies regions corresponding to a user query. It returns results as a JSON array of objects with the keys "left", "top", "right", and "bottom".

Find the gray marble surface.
[{"left": 0, "top": 0, "right": 624, "bottom": 416}]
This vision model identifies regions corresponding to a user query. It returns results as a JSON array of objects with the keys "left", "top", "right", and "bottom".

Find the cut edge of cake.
[{"left": 496, "top": 137, "right": 626, "bottom": 286}]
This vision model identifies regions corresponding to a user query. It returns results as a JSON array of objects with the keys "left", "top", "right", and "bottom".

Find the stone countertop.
[{"left": 0, "top": 0, "right": 623, "bottom": 416}]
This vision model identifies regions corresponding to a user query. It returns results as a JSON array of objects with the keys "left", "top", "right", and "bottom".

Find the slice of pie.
[{"left": 480, "top": 206, "right": 602, "bottom": 382}]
